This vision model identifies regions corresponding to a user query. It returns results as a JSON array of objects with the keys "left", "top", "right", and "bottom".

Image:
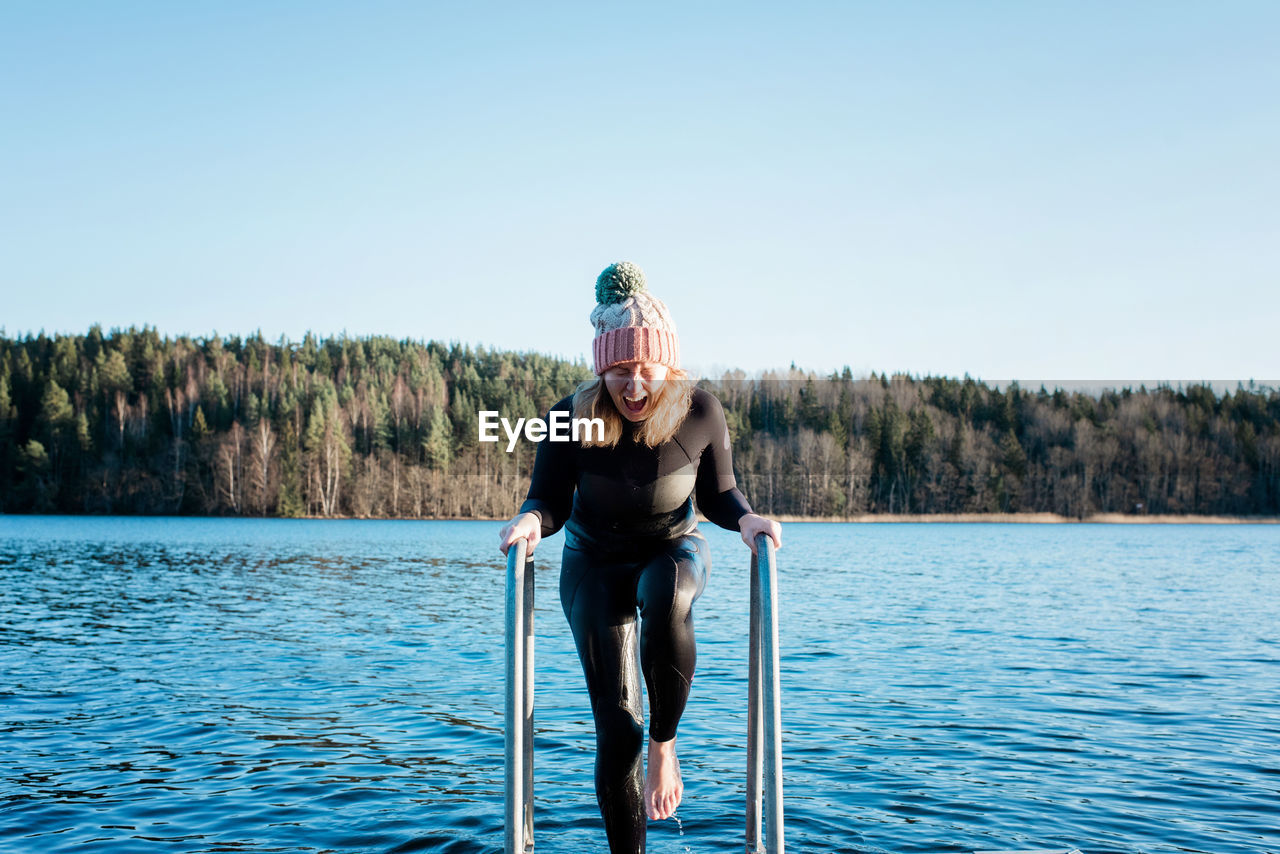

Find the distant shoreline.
[
  {"left": 397, "top": 512, "right": 1280, "bottom": 524},
  {"left": 6, "top": 512, "right": 1277, "bottom": 524},
  {"left": 759, "top": 512, "right": 1280, "bottom": 524}
]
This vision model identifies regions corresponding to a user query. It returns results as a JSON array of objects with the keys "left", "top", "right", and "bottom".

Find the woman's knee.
[{"left": 637, "top": 540, "right": 705, "bottom": 618}]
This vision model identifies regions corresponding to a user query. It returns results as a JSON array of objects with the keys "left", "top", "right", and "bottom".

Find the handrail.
[
  {"left": 505, "top": 532, "right": 782, "bottom": 853},
  {"left": 746, "top": 532, "right": 784, "bottom": 853},
  {"left": 505, "top": 538, "right": 534, "bottom": 854}
]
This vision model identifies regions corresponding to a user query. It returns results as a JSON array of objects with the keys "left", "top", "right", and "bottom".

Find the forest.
[{"left": 1, "top": 326, "right": 1277, "bottom": 519}]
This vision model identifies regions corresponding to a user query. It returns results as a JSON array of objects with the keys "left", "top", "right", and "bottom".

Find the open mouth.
[{"left": 622, "top": 392, "right": 648, "bottom": 414}]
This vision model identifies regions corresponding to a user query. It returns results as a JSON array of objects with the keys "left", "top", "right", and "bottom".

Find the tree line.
[{"left": 1, "top": 326, "right": 1276, "bottom": 518}]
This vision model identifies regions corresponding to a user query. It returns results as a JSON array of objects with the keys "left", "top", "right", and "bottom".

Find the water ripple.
[{"left": 2, "top": 517, "right": 1279, "bottom": 853}]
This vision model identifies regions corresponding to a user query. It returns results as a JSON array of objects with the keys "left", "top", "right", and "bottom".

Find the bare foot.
[{"left": 644, "top": 736, "right": 683, "bottom": 820}]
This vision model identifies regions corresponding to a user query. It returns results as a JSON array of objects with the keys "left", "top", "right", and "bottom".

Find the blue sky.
[{"left": 2, "top": 1, "right": 1277, "bottom": 383}]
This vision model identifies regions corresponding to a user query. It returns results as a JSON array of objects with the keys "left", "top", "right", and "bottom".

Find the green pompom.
[{"left": 595, "top": 261, "right": 648, "bottom": 304}]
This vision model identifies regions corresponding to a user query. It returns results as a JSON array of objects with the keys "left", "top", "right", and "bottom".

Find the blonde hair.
[{"left": 572, "top": 367, "right": 694, "bottom": 448}]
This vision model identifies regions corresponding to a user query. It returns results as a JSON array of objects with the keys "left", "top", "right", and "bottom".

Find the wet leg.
[
  {"left": 635, "top": 535, "right": 707, "bottom": 820},
  {"left": 561, "top": 547, "right": 646, "bottom": 853}
]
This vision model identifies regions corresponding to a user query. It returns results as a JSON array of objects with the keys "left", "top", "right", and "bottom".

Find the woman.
[{"left": 497, "top": 261, "right": 781, "bottom": 853}]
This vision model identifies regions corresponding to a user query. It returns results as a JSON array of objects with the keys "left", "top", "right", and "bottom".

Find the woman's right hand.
[{"left": 498, "top": 512, "right": 542, "bottom": 557}]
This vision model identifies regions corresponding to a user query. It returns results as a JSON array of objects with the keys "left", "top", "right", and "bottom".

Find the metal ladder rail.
[
  {"left": 747, "top": 532, "right": 785, "bottom": 853},
  {"left": 507, "top": 533, "right": 782, "bottom": 853},
  {"left": 505, "top": 538, "right": 534, "bottom": 854}
]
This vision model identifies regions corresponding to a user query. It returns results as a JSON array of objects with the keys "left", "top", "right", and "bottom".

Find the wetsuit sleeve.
[
  {"left": 694, "top": 392, "right": 754, "bottom": 532},
  {"left": 517, "top": 397, "right": 576, "bottom": 538}
]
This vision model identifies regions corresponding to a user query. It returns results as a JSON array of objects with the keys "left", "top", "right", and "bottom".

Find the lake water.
[{"left": 2, "top": 516, "right": 1278, "bottom": 854}]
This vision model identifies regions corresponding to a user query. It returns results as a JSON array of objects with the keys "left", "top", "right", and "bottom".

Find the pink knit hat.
[{"left": 590, "top": 261, "right": 680, "bottom": 375}]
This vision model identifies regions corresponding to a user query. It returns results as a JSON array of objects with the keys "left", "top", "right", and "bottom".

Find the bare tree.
[
  {"left": 216, "top": 421, "right": 246, "bottom": 514},
  {"left": 248, "top": 417, "right": 276, "bottom": 515}
]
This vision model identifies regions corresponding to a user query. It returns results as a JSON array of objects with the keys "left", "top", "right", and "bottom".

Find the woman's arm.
[
  {"left": 693, "top": 391, "right": 755, "bottom": 531},
  {"left": 692, "top": 390, "right": 781, "bottom": 553},
  {"left": 516, "top": 398, "right": 577, "bottom": 539}
]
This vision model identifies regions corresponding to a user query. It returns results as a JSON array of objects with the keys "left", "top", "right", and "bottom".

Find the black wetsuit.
[{"left": 519, "top": 386, "right": 752, "bottom": 853}]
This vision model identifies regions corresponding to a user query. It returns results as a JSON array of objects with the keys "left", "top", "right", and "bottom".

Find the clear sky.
[{"left": 2, "top": 1, "right": 1277, "bottom": 383}]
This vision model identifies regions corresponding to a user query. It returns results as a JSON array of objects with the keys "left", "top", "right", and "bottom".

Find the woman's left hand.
[{"left": 738, "top": 513, "right": 782, "bottom": 555}]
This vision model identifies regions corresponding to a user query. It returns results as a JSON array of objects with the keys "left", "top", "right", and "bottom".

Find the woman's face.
[{"left": 603, "top": 361, "right": 669, "bottom": 422}]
